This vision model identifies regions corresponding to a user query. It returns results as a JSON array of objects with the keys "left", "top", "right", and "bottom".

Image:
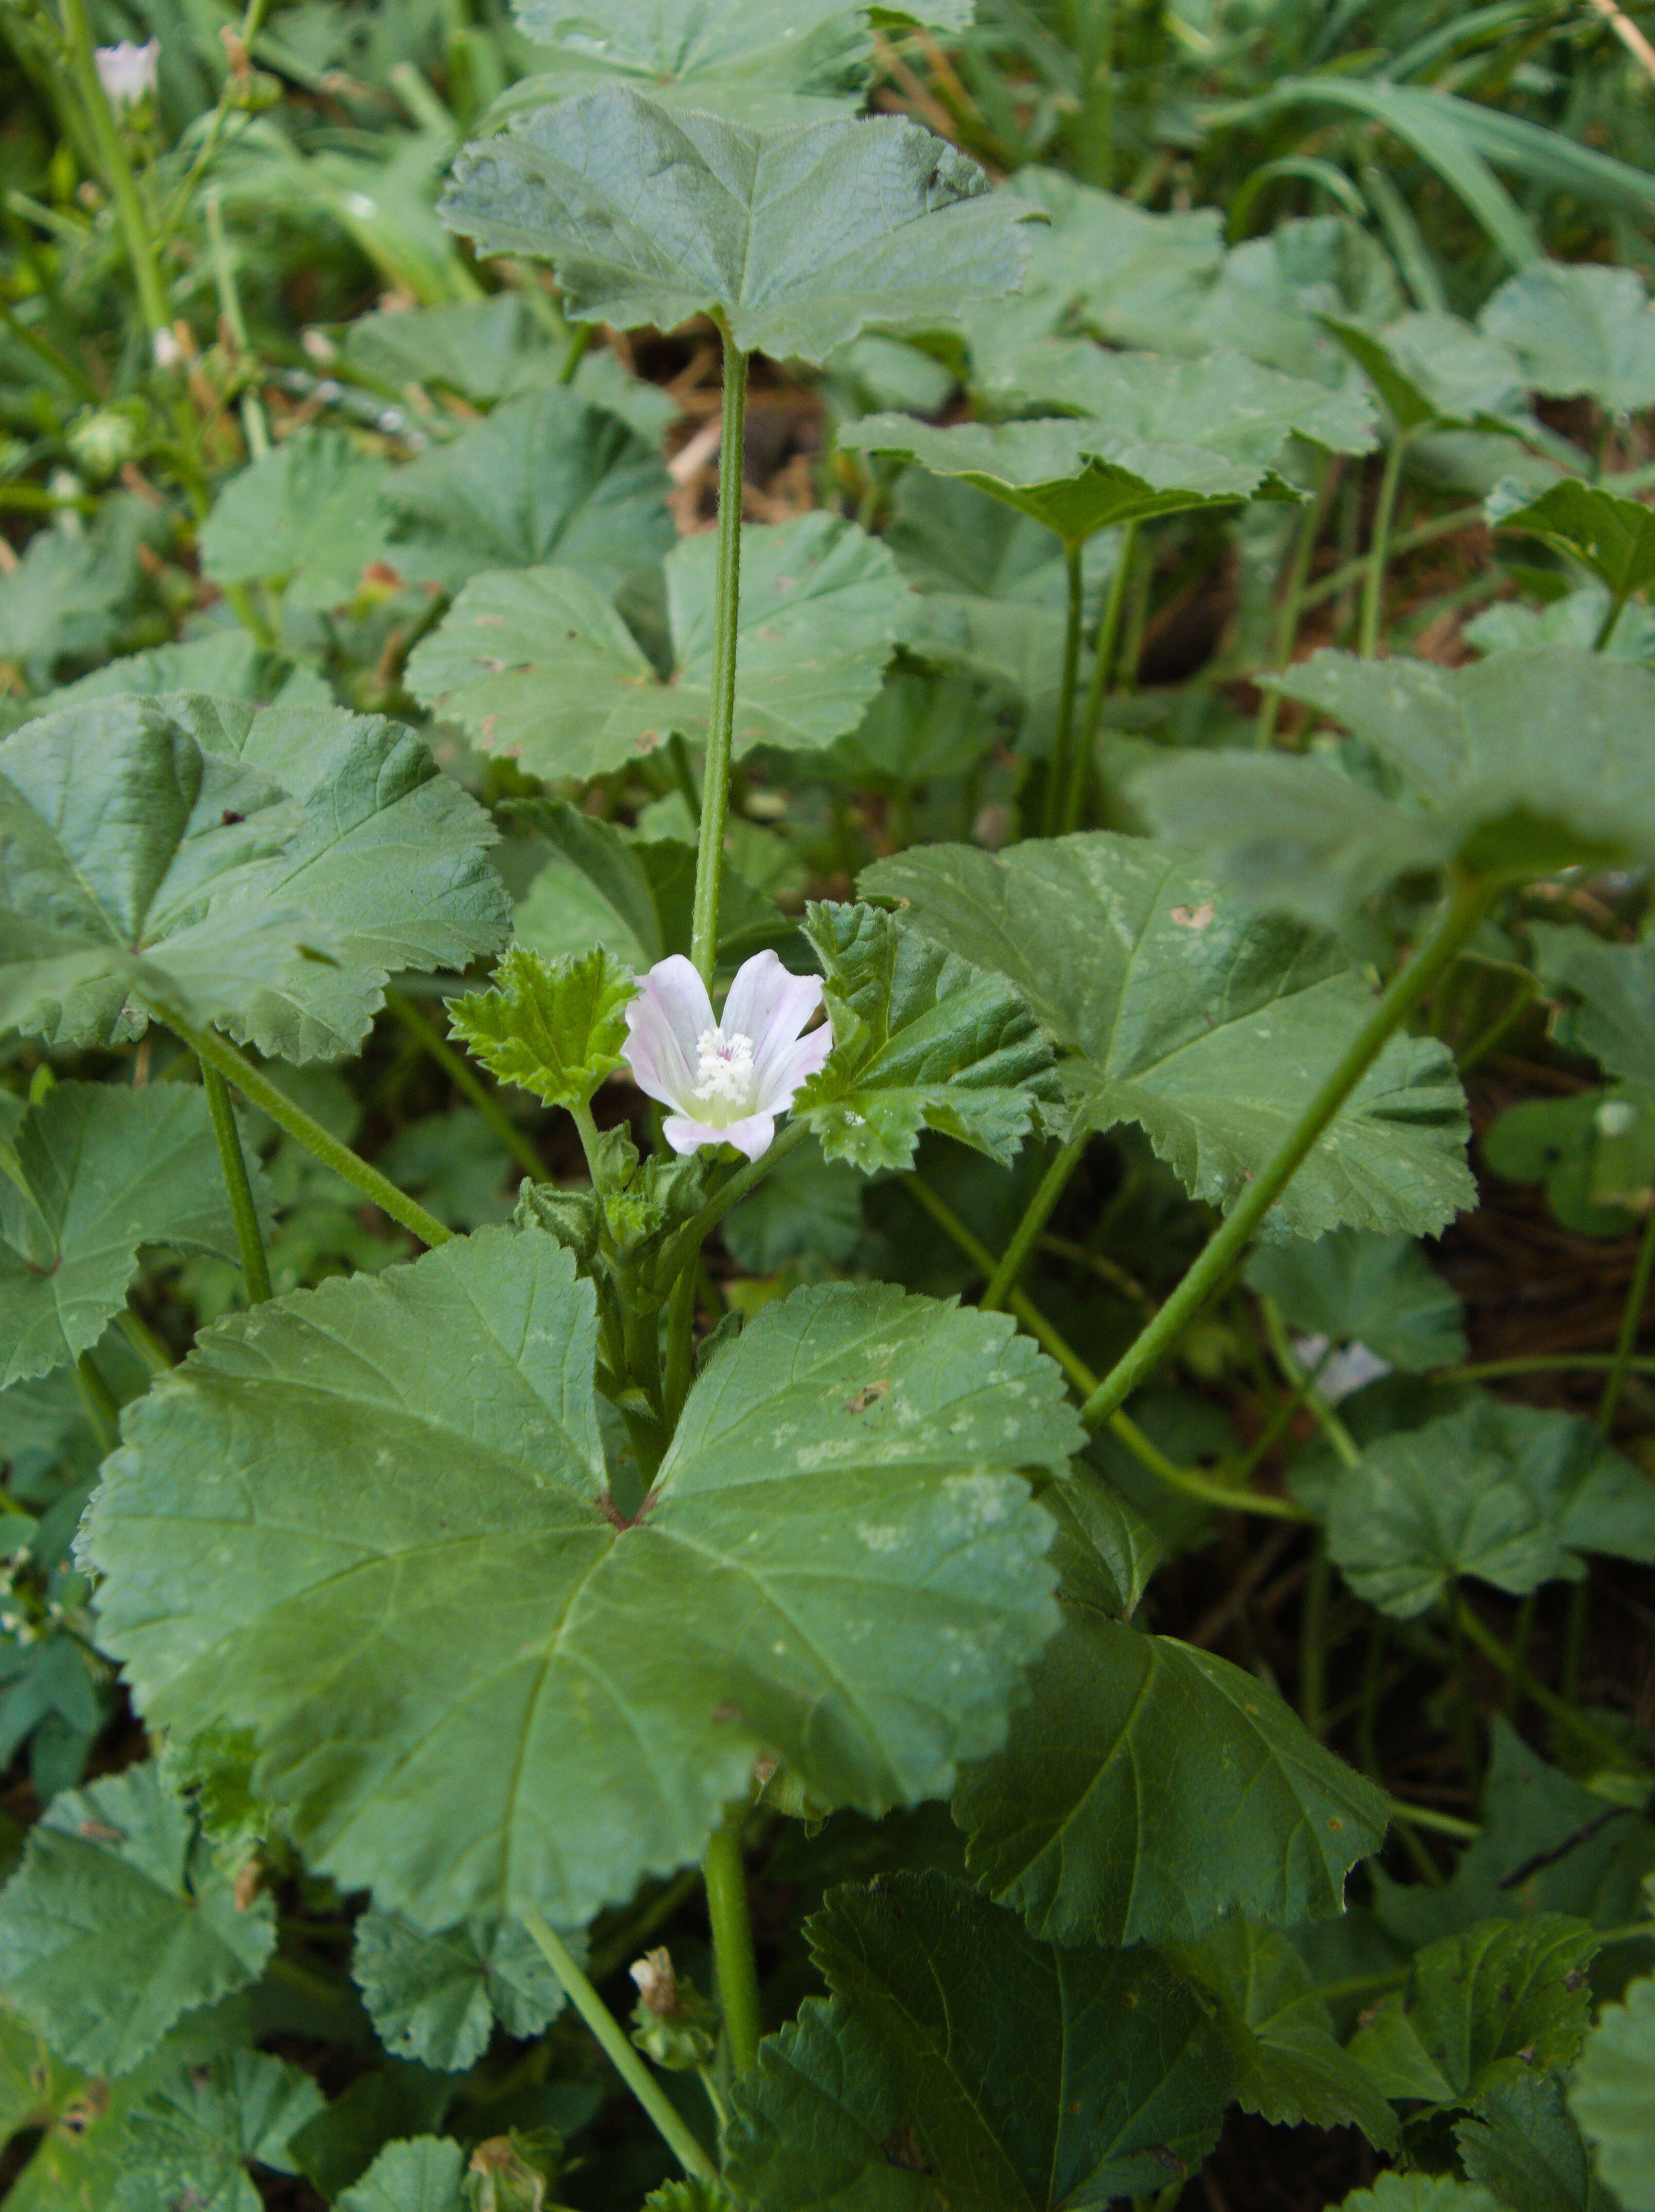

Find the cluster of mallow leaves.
[{"left": 1, "top": 17, "right": 1655, "bottom": 2212}]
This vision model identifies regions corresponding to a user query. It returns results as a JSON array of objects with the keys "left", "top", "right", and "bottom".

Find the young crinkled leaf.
[
  {"left": 726, "top": 1871, "right": 1235, "bottom": 2211},
  {"left": 407, "top": 512, "right": 904, "bottom": 777},
  {"left": 198, "top": 431, "right": 393, "bottom": 610},
  {"left": 1, "top": 1081, "right": 267, "bottom": 1389},
  {"left": 114, "top": 2050, "right": 324, "bottom": 2212},
  {"left": 0, "top": 696, "right": 335, "bottom": 1049},
  {"left": 1348, "top": 1916, "right": 1598, "bottom": 2109},
  {"left": 1480, "top": 260, "right": 1655, "bottom": 413},
  {"left": 448, "top": 945, "right": 635, "bottom": 1111},
  {"left": 1570, "top": 1971, "right": 1655, "bottom": 2211},
  {"left": 1164, "top": 1921, "right": 1400, "bottom": 2151},
  {"left": 381, "top": 385, "right": 675, "bottom": 595},
  {"left": 337, "top": 2137, "right": 468, "bottom": 2212},
  {"left": 439, "top": 89, "right": 1033, "bottom": 360},
  {"left": 161, "top": 696, "right": 511, "bottom": 1063},
  {"left": 863, "top": 835, "right": 1473, "bottom": 1239},
  {"left": 0, "top": 1762, "right": 275, "bottom": 2076},
  {"left": 82, "top": 1240, "right": 1076, "bottom": 1929},
  {"left": 351, "top": 1910, "right": 566, "bottom": 2072},
  {"left": 1135, "top": 648, "right": 1655, "bottom": 924},
  {"left": 794, "top": 900, "right": 1065, "bottom": 1174},
  {"left": 1244, "top": 1230, "right": 1467, "bottom": 1372},
  {"left": 1487, "top": 478, "right": 1655, "bottom": 607},
  {"left": 1325, "top": 1396, "right": 1655, "bottom": 1618}
]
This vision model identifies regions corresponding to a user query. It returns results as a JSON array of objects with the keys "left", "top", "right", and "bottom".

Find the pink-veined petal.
[
  {"left": 622, "top": 956, "right": 712, "bottom": 1111},
  {"left": 752, "top": 1018, "right": 835, "bottom": 1114},
  {"left": 662, "top": 1111, "right": 775, "bottom": 1162}
]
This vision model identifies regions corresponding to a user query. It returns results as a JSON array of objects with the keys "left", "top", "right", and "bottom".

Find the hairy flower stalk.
[{"left": 622, "top": 949, "right": 831, "bottom": 1162}]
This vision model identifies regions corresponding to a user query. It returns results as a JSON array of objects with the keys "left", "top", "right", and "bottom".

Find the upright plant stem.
[
  {"left": 1078, "top": 873, "right": 1493, "bottom": 1429},
  {"left": 75, "top": 1352, "right": 119, "bottom": 1452},
  {"left": 689, "top": 323, "right": 751, "bottom": 992},
  {"left": 200, "top": 1061, "right": 272, "bottom": 1305},
  {"left": 167, "top": 1014, "right": 452, "bottom": 1249},
  {"left": 1042, "top": 544, "right": 1087, "bottom": 837},
  {"left": 559, "top": 320, "right": 595, "bottom": 383},
  {"left": 1064, "top": 517, "right": 1137, "bottom": 833},
  {"left": 703, "top": 1817, "right": 763, "bottom": 2078},
  {"left": 1599, "top": 1200, "right": 1655, "bottom": 1432},
  {"left": 980, "top": 1130, "right": 1090, "bottom": 1312},
  {"left": 1062, "top": 0, "right": 1115, "bottom": 186},
  {"left": 1595, "top": 587, "right": 1632, "bottom": 652},
  {"left": 58, "top": 0, "right": 170, "bottom": 348},
  {"left": 384, "top": 989, "right": 545, "bottom": 1182},
  {"left": 1257, "top": 460, "right": 1336, "bottom": 749},
  {"left": 520, "top": 1910, "right": 718, "bottom": 2185},
  {"left": 1358, "top": 435, "right": 1408, "bottom": 659},
  {"left": 205, "top": 186, "right": 270, "bottom": 461}
]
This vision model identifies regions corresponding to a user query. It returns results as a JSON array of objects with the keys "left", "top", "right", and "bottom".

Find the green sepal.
[{"left": 449, "top": 945, "right": 637, "bottom": 1112}]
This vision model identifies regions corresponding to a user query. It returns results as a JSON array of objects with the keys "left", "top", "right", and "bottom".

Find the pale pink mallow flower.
[
  {"left": 622, "top": 950, "right": 833, "bottom": 1163},
  {"left": 95, "top": 37, "right": 159, "bottom": 107}
]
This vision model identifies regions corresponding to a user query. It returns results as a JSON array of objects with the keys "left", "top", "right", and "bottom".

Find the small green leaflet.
[
  {"left": 727, "top": 1871, "right": 1235, "bottom": 2210},
  {"left": 1337, "top": 2182, "right": 1499, "bottom": 2212},
  {"left": 440, "top": 90, "right": 1032, "bottom": 361},
  {"left": 407, "top": 512, "right": 904, "bottom": 776},
  {"left": 198, "top": 431, "right": 392, "bottom": 610},
  {"left": 0, "top": 696, "right": 333, "bottom": 1048},
  {"left": 0, "top": 1763, "right": 274, "bottom": 2076},
  {"left": 1488, "top": 478, "right": 1655, "bottom": 605},
  {"left": 863, "top": 835, "right": 1473, "bottom": 1239},
  {"left": 1454, "top": 2074, "right": 1596, "bottom": 2212},
  {"left": 978, "top": 340, "right": 1375, "bottom": 463},
  {"left": 1, "top": 1081, "right": 264, "bottom": 1389},
  {"left": 1480, "top": 261, "right": 1655, "bottom": 413},
  {"left": 449, "top": 945, "right": 635, "bottom": 1111},
  {"left": 351, "top": 1910, "right": 566, "bottom": 2071},
  {"left": 337, "top": 2136, "right": 468, "bottom": 2212},
  {"left": 1569, "top": 1971, "right": 1655, "bottom": 2211},
  {"left": 1136, "top": 648, "right": 1655, "bottom": 922},
  {"left": 510, "top": 797, "right": 781, "bottom": 972},
  {"left": 795, "top": 901, "right": 1065, "bottom": 1173},
  {"left": 1321, "top": 312, "right": 1528, "bottom": 434},
  {"left": 1531, "top": 924, "right": 1655, "bottom": 1090},
  {"left": 1348, "top": 1915, "right": 1598, "bottom": 2108},
  {"left": 382, "top": 385, "right": 676, "bottom": 594},
  {"left": 1244, "top": 1230, "right": 1467, "bottom": 1371},
  {"left": 1164, "top": 1921, "right": 1399, "bottom": 2150},
  {"left": 84, "top": 1242, "right": 1075, "bottom": 1928},
  {"left": 1325, "top": 1396, "right": 1655, "bottom": 1617},
  {"left": 114, "top": 2051, "right": 323, "bottom": 2212}
]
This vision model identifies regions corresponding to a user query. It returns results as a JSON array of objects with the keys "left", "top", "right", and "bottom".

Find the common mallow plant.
[{"left": 12, "top": 32, "right": 1655, "bottom": 2212}]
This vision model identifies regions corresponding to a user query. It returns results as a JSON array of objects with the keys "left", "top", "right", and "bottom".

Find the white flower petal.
[
  {"left": 623, "top": 956, "right": 712, "bottom": 1111},
  {"left": 722, "top": 949, "right": 822, "bottom": 1057},
  {"left": 752, "top": 1021, "right": 835, "bottom": 1114},
  {"left": 662, "top": 1111, "right": 775, "bottom": 1161}
]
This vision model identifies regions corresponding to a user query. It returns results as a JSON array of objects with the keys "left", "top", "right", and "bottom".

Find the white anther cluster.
[{"left": 694, "top": 1026, "right": 755, "bottom": 1109}]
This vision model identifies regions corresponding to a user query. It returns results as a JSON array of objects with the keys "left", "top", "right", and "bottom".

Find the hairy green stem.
[
  {"left": 1455, "top": 1598, "right": 1631, "bottom": 1766},
  {"left": 1297, "top": 502, "right": 1487, "bottom": 616},
  {"left": 690, "top": 326, "right": 751, "bottom": 990},
  {"left": 521, "top": 1910, "right": 718, "bottom": 2184},
  {"left": 1450, "top": 1353, "right": 1655, "bottom": 1382},
  {"left": 385, "top": 989, "right": 546, "bottom": 1183},
  {"left": 981, "top": 1131, "right": 1090, "bottom": 1312},
  {"left": 201, "top": 1061, "right": 273, "bottom": 1304},
  {"left": 1061, "top": 0, "right": 1115, "bottom": 185},
  {"left": 1263, "top": 1300, "right": 1359, "bottom": 1470},
  {"left": 662, "top": 1267, "right": 698, "bottom": 1437},
  {"left": 703, "top": 1817, "right": 762, "bottom": 2078},
  {"left": 1064, "top": 517, "right": 1137, "bottom": 832},
  {"left": 658, "top": 1117, "right": 812, "bottom": 1284},
  {"left": 1595, "top": 586, "right": 1632, "bottom": 652},
  {"left": 117, "top": 1307, "right": 175, "bottom": 1373},
  {"left": 1358, "top": 435, "right": 1408, "bottom": 659},
  {"left": 559, "top": 320, "right": 595, "bottom": 384},
  {"left": 1256, "top": 461, "right": 1335, "bottom": 749},
  {"left": 205, "top": 186, "right": 270, "bottom": 461},
  {"left": 1042, "top": 544, "right": 1087, "bottom": 838},
  {"left": 168, "top": 1014, "right": 452, "bottom": 1250},
  {"left": 58, "top": 0, "right": 169, "bottom": 347},
  {"left": 1388, "top": 1800, "right": 1480, "bottom": 1841},
  {"left": 1078, "top": 873, "right": 1493, "bottom": 1430}
]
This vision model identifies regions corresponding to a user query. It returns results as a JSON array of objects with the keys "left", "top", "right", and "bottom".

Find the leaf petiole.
[
  {"left": 703, "top": 1814, "right": 762, "bottom": 2078},
  {"left": 165, "top": 1013, "right": 452, "bottom": 1251},
  {"left": 200, "top": 1060, "right": 273, "bottom": 1306},
  {"left": 385, "top": 988, "right": 547, "bottom": 1184},
  {"left": 520, "top": 1909, "right": 720, "bottom": 2187},
  {"left": 689, "top": 318, "right": 751, "bottom": 993}
]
